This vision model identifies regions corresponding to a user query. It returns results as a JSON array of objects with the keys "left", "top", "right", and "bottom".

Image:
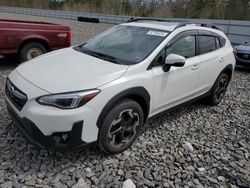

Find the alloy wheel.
[
  {"left": 214, "top": 76, "right": 228, "bottom": 102},
  {"left": 108, "top": 109, "right": 140, "bottom": 148}
]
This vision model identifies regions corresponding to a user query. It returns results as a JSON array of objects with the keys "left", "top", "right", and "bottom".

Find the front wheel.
[
  {"left": 204, "top": 73, "right": 229, "bottom": 106},
  {"left": 98, "top": 99, "right": 144, "bottom": 153}
]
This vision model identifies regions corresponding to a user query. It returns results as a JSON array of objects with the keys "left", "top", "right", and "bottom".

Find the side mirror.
[{"left": 163, "top": 54, "right": 186, "bottom": 72}]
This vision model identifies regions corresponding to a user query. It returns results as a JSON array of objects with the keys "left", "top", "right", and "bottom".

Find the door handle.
[
  {"left": 219, "top": 58, "right": 224, "bottom": 63},
  {"left": 191, "top": 64, "right": 199, "bottom": 70}
]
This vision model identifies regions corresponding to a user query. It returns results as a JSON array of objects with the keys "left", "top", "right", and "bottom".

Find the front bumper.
[
  {"left": 5, "top": 70, "right": 102, "bottom": 151},
  {"left": 7, "top": 104, "right": 95, "bottom": 151},
  {"left": 235, "top": 59, "right": 250, "bottom": 67},
  {"left": 235, "top": 53, "right": 250, "bottom": 67}
]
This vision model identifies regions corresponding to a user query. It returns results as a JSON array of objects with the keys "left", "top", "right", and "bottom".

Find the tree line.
[{"left": 0, "top": 0, "right": 249, "bottom": 20}]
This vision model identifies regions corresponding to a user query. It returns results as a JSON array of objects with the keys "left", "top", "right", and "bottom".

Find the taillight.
[
  {"left": 233, "top": 48, "right": 237, "bottom": 55},
  {"left": 67, "top": 32, "right": 71, "bottom": 46}
]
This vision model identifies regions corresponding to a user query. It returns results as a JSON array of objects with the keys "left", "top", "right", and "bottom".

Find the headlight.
[{"left": 37, "top": 89, "right": 100, "bottom": 109}]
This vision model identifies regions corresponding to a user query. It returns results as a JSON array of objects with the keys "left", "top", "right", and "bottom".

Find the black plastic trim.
[
  {"left": 148, "top": 90, "right": 211, "bottom": 120},
  {"left": 221, "top": 64, "right": 233, "bottom": 81},
  {"left": 167, "top": 30, "right": 199, "bottom": 48},
  {"left": 175, "top": 22, "right": 223, "bottom": 31},
  {"left": 127, "top": 17, "right": 175, "bottom": 23},
  {"left": 197, "top": 30, "right": 221, "bottom": 37},
  {"left": 5, "top": 78, "right": 28, "bottom": 111},
  {"left": 7, "top": 104, "right": 94, "bottom": 152},
  {"left": 97, "top": 87, "right": 150, "bottom": 128}
]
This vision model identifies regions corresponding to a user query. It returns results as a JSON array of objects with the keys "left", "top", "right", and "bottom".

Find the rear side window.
[
  {"left": 198, "top": 35, "right": 217, "bottom": 55},
  {"left": 219, "top": 36, "right": 226, "bottom": 47}
]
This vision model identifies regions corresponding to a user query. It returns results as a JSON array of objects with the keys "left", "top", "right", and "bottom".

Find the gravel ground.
[{"left": 0, "top": 13, "right": 250, "bottom": 188}]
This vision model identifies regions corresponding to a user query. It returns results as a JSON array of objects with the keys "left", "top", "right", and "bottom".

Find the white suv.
[{"left": 5, "top": 19, "right": 235, "bottom": 153}]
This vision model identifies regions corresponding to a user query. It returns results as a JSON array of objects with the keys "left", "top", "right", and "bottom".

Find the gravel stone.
[
  {"left": 0, "top": 170, "right": 5, "bottom": 178},
  {"left": 85, "top": 167, "right": 92, "bottom": 173},
  {"left": 24, "top": 179, "right": 36, "bottom": 186},
  {"left": 72, "top": 178, "right": 90, "bottom": 188},
  {"left": 85, "top": 171, "right": 95, "bottom": 178},
  {"left": 1, "top": 181, "right": 12, "bottom": 188},
  {"left": 187, "top": 166, "right": 195, "bottom": 171},
  {"left": 198, "top": 168, "right": 206, "bottom": 172},
  {"left": 0, "top": 12, "right": 249, "bottom": 188},
  {"left": 153, "top": 172, "right": 162, "bottom": 181},
  {"left": 153, "top": 165, "right": 164, "bottom": 172},
  {"left": 183, "top": 141, "right": 194, "bottom": 152},
  {"left": 24, "top": 175, "right": 32, "bottom": 181},
  {"left": 206, "top": 176, "right": 219, "bottom": 184},
  {"left": 12, "top": 180, "right": 22, "bottom": 188},
  {"left": 144, "top": 168, "right": 153, "bottom": 180},
  {"left": 90, "top": 176, "right": 99, "bottom": 185},
  {"left": 217, "top": 176, "right": 226, "bottom": 182},
  {"left": 122, "top": 179, "right": 136, "bottom": 188}
]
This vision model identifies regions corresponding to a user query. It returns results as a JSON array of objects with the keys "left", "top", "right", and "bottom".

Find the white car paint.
[
  {"left": 16, "top": 48, "right": 128, "bottom": 93},
  {"left": 5, "top": 21, "right": 236, "bottom": 147}
]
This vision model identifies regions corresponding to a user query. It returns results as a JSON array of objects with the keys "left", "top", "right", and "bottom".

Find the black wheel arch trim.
[
  {"left": 207, "top": 64, "right": 233, "bottom": 95},
  {"left": 97, "top": 87, "right": 150, "bottom": 129},
  {"left": 220, "top": 64, "right": 233, "bottom": 81}
]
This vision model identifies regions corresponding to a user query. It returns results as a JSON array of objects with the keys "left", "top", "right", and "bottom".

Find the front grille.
[
  {"left": 236, "top": 53, "right": 250, "bottom": 60},
  {"left": 5, "top": 78, "right": 28, "bottom": 111}
]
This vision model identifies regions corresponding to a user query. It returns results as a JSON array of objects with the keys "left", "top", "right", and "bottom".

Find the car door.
[
  {"left": 150, "top": 31, "right": 201, "bottom": 115},
  {"left": 196, "top": 32, "right": 226, "bottom": 92}
]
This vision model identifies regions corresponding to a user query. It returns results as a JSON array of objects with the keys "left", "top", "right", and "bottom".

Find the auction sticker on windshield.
[{"left": 147, "top": 31, "right": 168, "bottom": 37}]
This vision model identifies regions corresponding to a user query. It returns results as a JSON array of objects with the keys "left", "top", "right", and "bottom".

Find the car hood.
[
  {"left": 236, "top": 44, "right": 250, "bottom": 52},
  {"left": 16, "top": 48, "right": 128, "bottom": 93}
]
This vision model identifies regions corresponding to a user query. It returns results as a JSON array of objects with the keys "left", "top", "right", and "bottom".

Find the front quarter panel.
[{"left": 86, "top": 65, "right": 154, "bottom": 130}]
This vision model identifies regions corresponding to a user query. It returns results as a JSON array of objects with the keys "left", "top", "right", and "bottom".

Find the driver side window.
[
  {"left": 166, "top": 35, "right": 196, "bottom": 58},
  {"left": 151, "top": 35, "right": 196, "bottom": 68}
]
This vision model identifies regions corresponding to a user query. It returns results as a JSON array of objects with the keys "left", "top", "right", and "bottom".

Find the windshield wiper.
[
  {"left": 96, "top": 52, "right": 120, "bottom": 64},
  {"left": 80, "top": 47, "right": 120, "bottom": 64}
]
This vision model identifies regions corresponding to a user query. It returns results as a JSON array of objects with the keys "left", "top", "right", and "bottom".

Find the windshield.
[{"left": 75, "top": 25, "right": 169, "bottom": 65}]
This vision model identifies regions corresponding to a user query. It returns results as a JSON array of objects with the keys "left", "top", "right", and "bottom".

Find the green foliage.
[
  {"left": 49, "top": 1, "right": 65, "bottom": 10},
  {"left": 172, "top": 0, "right": 250, "bottom": 20},
  {"left": 0, "top": 0, "right": 249, "bottom": 20}
]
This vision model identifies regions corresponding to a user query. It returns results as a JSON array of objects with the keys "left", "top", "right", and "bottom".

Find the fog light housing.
[{"left": 52, "top": 132, "right": 70, "bottom": 144}]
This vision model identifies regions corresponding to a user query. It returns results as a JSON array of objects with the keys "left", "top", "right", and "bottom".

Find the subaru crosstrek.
[{"left": 5, "top": 19, "right": 236, "bottom": 153}]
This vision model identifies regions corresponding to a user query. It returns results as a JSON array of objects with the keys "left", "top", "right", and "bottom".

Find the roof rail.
[
  {"left": 127, "top": 18, "right": 223, "bottom": 31},
  {"left": 175, "top": 22, "right": 223, "bottom": 31},
  {"left": 127, "top": 17, "right": 176, "bottom": 23}
]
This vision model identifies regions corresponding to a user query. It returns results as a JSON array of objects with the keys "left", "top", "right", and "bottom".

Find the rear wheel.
[
  {"left": 98, "top": 99, "right": 144, "bottom": 153},
  {"left": 204, "top": 73, "right": 229, "bottom": 106},
  {"left": 19, "top": 42, "right": 47, "bottom": 62}
]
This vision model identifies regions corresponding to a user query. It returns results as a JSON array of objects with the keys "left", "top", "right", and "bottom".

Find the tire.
[
  {"left": 98, "top": 99, "right": 144, "bottom": 153},
  {"left": 19, "top": 42, "right": 47, "bottom": 62},
  {"left": 204, "top": 73, "right": 229, "bottom": 106}
]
